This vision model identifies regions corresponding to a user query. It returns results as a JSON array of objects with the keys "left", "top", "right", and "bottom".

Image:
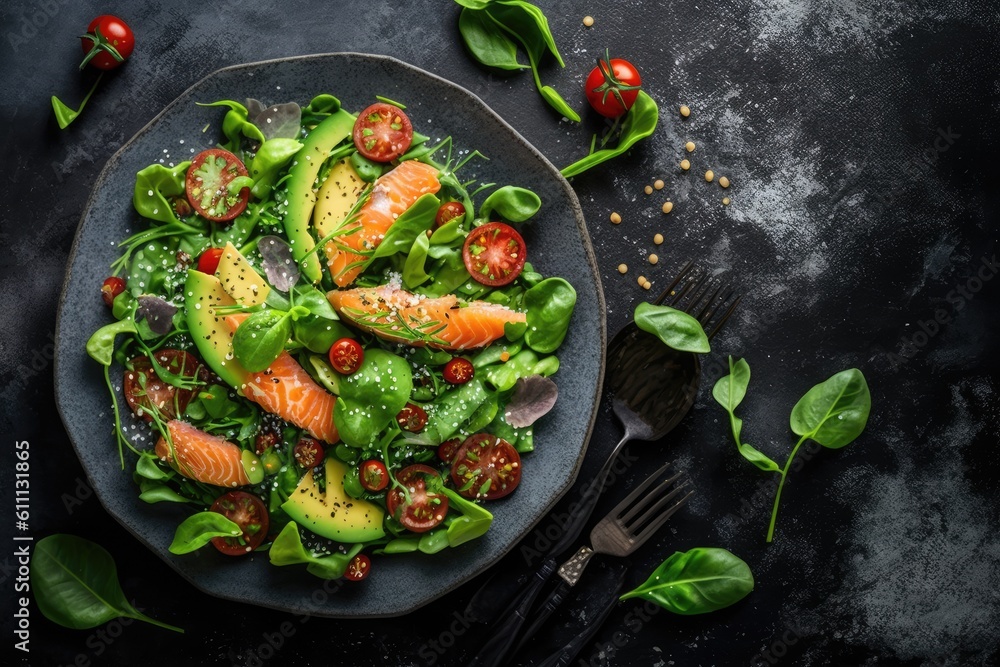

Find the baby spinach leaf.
[
  {"left": 425, "top": 377, "right": 491, "bottom": 443},
  {"left": 292, "top": 316, "right": 353, "bottom": 354},
  {"left": 133, "top": 162, "right": 190, "bottom": 224},
  {"left": 441, "top": 487, "right": 493, "bottom": 546},
  {"left": 51, "top": 73, "right": 104, "bottom": 129},
  {"left": 334, "top": 349, "right": 413, "bottom": 447},
  {"left": 620, "top": 547, "right": 754, "bottom": 615},
  {"left": 250, "top": 102, "right": 301, "bottom": 141},
  {"left": 711, "top": 357, "right": 779, "bottom": 472},
  {"left": 303, "top": 93, "right": 341, "bottom": 115},
  {"left": 634, "top": 302, "right": 710, "bottom": 354},
  {"left": 259, "top": 235, "right": 299, "bottom": 292},
  {"left": 458, "top": 7, "right": 528, "bottom": 71},
  {"left": 232, "top": 309, "right": 292, "bottom": 372},
  {"left": 561, "top": 91, "right": 659, "bottom": 178},
  {"left": 790, "top": 368, "right": 871, "bottom": 449},
  {"left": 524, "top": 277, "right": 576, "bottom": 353},
  {"left": 479, "top": 185, "right": 541, "bottom": 222},
  {"left": 86, "top": 318, "right": 137, "bottom": 366},
  {"left": 197, "top": 100, "right": 266, "bottom": 152},
  {"left": 350, "top": 152, "right": 384, "bottom": 182},
  {"left": 250, "top": 138, "right": 303, "bottom": 199},
  {"left": 494, "top": 0, "right": 564, "bottom": 65},
  {"left": 364, "top": 194, "right": 440, "bottom": 266},
  {"left": 291, "top": 284, "right": 338, "bottom": 320},
  {"left": 268, "top": 522, "right": 363, "bottom": 580},
  {"left": 31, "top": 534, "right": 183, "bottom": 632},
  {"left": 168, "top": 512, "right": 242, "bottom": 555},
  {"left": 455, "top": 0, "right": 493, "bottom": 9},
  {"left": 138, "top": 483, "right": 193, "bottom": 505},
  {"left": 403, "top": 232, "right": 432, "bottom": 289},
  {"left": 430, "top": 219, "right": 467, "bottom": 246}
]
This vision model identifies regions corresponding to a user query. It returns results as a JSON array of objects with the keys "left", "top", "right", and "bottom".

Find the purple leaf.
[
  {"left": 505, "top": 375, "right": 558, "bottom": 428},
  {"left": 259, "top": 235, "right": 299, "bottom": 292},
  {"left": 250, "top": 102, "right": 301, "bottom": 141},
  {"left": 136, "top": 296, "right": 178, "bottom": 336},
  {"left": 245, "top": 98, "right": 265, "bottom": 121}
]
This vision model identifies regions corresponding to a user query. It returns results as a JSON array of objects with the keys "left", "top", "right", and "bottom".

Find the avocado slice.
[
  {"left": 313, "top": 158, "right": 366, "bottom": 242},
  {"left": 282, "top": 458, "right": 385, "bottom": 543},
  {"left": 281, "top": 109, "right": 356, "bottom": 283},
  {"left": 184, "top": 269, "right": 250, "bottom": 389},
  {"left": 214, "top": 242, "right": 270, "bottom": 307}
]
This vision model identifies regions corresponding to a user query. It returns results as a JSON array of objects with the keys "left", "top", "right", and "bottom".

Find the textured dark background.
[{"left": 1, "top": 1, "right": 998, "bottom": 666}]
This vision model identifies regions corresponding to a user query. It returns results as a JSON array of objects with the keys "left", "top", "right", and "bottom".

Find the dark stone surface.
[{"left": 1, "top": 1, "right": 997, "bottom": 665}]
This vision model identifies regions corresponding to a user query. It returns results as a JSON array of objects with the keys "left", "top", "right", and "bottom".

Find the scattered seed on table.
[
  {"left": 644, "top": 185, "right": 653, "bottom": 195},
  {"left": 583, "top": 15, "right": 595, "bottom": 27},
  {"left": 685, "top": 141, "right": 696, "bottom": 152},
  {"left": 723, "top": 197, "right": 731, "bottom": 205},
  {"left": 705, "top": 170, "right": 715, "bottom": 182},
  {"left": 653, "top": 233, "right": 664, "bottom": 245},
  {"left": 648, "top": 254, "right": 659, "bottom": 265},
  {"left": 618, "top": 263, "right": 628, "bottom": 274},
  {"left": 653, "top": 179, "right": 665, "bottom": 190},
  {"left": 637, "top": 275, "right": 646, "bottom": 286},
  {"left": 680, "top": 159, "right": 690, "bottom": 171},
  {"left": 719, "top": 176, "right": 730, "bottom": 188},
  {"left": 500, "top": 350, "right": 511, "bottom": 362},
  {"left": 661, "top": 201, "right": 673, "bottom": 214},
  {"left": 610, "top": 211, "right": 622, "bottom": 224},
  {"left": 642, "top": 280, "right": 652, "bottom": 290},
  {"left": 680, "top": 105, "right": 691, "bottom": 117}
]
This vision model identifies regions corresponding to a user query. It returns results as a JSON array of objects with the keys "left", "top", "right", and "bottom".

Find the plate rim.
[{"left": 54, "top": 52, "right": 607, "bottom": 617}]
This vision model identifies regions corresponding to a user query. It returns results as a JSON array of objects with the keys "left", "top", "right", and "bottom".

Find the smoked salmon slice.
[
  {"left": 155, "top": 420, "right": 250, "bottom": 488},
  {"left": 328, "top": 284, "right": 526, "bottom": 351},
  {"left": 225, "top": 314, "right": 340, "bottom": 444},
  {"left": 326, "top": 160, "right": 441, "bottom": 287}
]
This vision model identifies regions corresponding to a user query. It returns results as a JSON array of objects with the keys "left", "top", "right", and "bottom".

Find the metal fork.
[{"left": 510, "top": 461, "right": 694, "bottom": 655}]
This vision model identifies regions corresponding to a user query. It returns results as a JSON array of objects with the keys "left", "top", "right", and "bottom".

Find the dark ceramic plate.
[{"left": 54, "top": 53, "right": 605, "bottom": 618}]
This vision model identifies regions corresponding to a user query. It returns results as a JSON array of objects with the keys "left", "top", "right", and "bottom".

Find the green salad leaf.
[
  {"left": 620, "top": 548, "right": 754, "bottom": 615},
  {"left": 168, "top": 512, "right": 242, "bottom": 555},
  {"left": 269, "top": 522, "right": 363, "bottom": 580},
  {"left": 711, "top": 357, "right": 779, "bottom": 472},
  {"left": 524, "top": 277, "right": 576, "bottom": 353},
  {"left": 479, "top": 185, "right": 541, "bottom": 222},
  {"left": 133, "top": 162, "right": 191, "bottom": 225},
  {"left": 562, "top": 91, "right": 659, "bottom": 178},
  {"left": 634, "top": 302, "right": 711, "bottom": 354},
  {"left": 334, "top": 349, "right": 413, "bottom": 446}
]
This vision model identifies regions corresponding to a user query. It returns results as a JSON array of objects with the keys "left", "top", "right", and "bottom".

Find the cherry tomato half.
[
  {"left": 386, "top": 464, "right": 449, "bottom": 533},
  {"left": 451, "top": 434, "right": 522, "bottom": 500},
  {"left": 123, "top": 349, "right": 202, "bottom": 422},
  {"left": 360, "top": 460, "right": 389, "bottom": 492},
  {"left": 435, "top": 201, "right": 466, "bottom": 228},
  {"left": 293, "top": 437, "right": 325, "bottom": 469},
  {"left": 344, "top": 553, "right": 371, "bottom": 581},
  {"left": 585, "top": 55, "right": 642, "bottom": 118},
  {"left": 80, "top": 15, "right": 135, "bottom": 71},
  {"left": 437, "top": 438, "right": 462, "bottom": 464},
  {"left": 197, "top": 247, "right": 224, "bottom": 275},
  {"left": 462, "top": 222, "right": 527, "bottom": 287},
  {"left": 396, "top": 403, "right": 428, "bottom": 432},
  {"left": 209, "top": 491, "right": 270, "bottom": 556},
  {"left": 352, "top": 103, "right": 413, "bottom": 163},
  {"left": 443, "top": 357, "right": 475, "bottom": 385},
  {"left": 101, "top": 276, "right": 126, "bottom": 307},
  {"left": 329, "top": 338, "right": 364, "bottom": 374},
  {"left": 185, "top": 149, "right": 250, "bottom": 223}
]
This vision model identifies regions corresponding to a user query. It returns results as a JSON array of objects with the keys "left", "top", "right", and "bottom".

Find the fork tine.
[
  {"left": 668, "top": 271, "right": 706, "bottom": 308},
  {"left": 696, "top": 283, "right": 730, "bottom": 325},
  {"left": 622, "top": 479, "right": 692, "bottom": 533},
  {"left": 653, "top": 260, "right": 695, "bottom": 306},
  {"left": 630, "top": 486, "right": 695, "bottom": 542},
  {"left": 692, "top": 281, "right": 725, "bottom": 320},
  {"left": 616, "top": 472, "right": 683, "bottom": 525},
  {"left": 607, "top": 461, "right": 673, "bottom": 517},
  {"left": 706, "top": 294, "right": 742, "bottom": 339}
]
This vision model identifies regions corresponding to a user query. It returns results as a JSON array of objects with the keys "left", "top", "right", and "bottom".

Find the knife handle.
[{"left": 535, "top": 568, "right": 626, "bottom": 667}]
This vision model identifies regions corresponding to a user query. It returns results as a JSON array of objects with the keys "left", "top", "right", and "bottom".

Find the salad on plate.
[{"left": 86, "top": 92, "right": 577, "bottom": 582}]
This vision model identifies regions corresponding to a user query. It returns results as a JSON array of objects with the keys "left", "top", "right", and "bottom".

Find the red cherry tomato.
[
  {"left": 185, "top": 149, "right": 250, "bottom": 223},
  {"left": 443, "top": 357, "right": 475, "bottom": 385},
  {"left": 585, "top": 54, "right": 642, "bottom": 118},
  {"left": 435, "top": 201, "right": 466, "bottom": 228},
  {"left": 344, "top": 553, "right": 371, "bottom": 581},
  {"left": 386, "top": 464, "right": 449, "bottom": 533},
  {"left": 101, "top": 276, "right": 126, "bottom": 307},
  {"left": 451, "top": 434, "right": 522, "bottom": 500},
  {"left": 328, "top": 338, "right": 364, "bottom": 374},
  {"left": 462, "top": 222, "right": 527, "bottom": 287},
  {"left": 352, "top": 103, "right": 414, "bottom": 163},
  {"left": 123, "top": 349, "right": 201, "bottom": 422},
  {"left": 80, "top": 15, "right": 134, "bottom": 71},
  {"left": 209, "top": 491, "right": 270, "bottom": 556},
  {"left": 396, "top": 403, "right": 428, "bottom": 432},
  {"left": 293, "top": 437, "right": 324, "bottom": 469},
  {"left": 360, "top": 460, "right": 389, "bottom": 492},
  {"left": 196, "top": 247, "right": 224, "bottom": 275},
  {"left": 437, "top": 438, "right": 462, "bottom": 464}
]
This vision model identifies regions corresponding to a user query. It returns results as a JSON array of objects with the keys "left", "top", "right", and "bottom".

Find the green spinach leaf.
[
  {"left": 458, "top": 7, "right": 528, "bottom": 70},
  {"left": 268, "top": 522, "right": 363, "bottom": 580},
  {"left": 524, "top": 277, "right": 576, "bottom": 353},
  {"left": 86, "top": 318, "right": 137, "bottom": 366},
  {"left": 479, "top": 185, "right": 541, "bottom": 222},
  {"left": 562, "top": 91, "right": 659, "bottom": 178},
  {"left": 31, "top": 535, "right": 183, "bottom": 632},
  {"left": 133, "top": 162, "right": 190, "bottom": 225},
  {"left": 403, "top": 232, "right": 433, "bottom": 288},
  {"left": 232, "top": 309, "right": 292, "bottom": 372},
  {"left": 197, "top": 100, "right": 266, "bottom": 152},
  {"left": 790, "top": 368, "right": 871, "bottom": 448},
  {"left": 634, "top": 302, "right": 710, "bottom": 354},
  {"left": 363, "top": 193, "right": 440, "bottom": 266},
  {"left": 250, "top": 138, "right": 303, "bottom": 199},
  {"left": 711, "top": 357, "right": 779, "bottom": 472},
  {"left": 168, "top": 512, "right": 242, "bottom": 555},
  {"left": 620, "top": 547, "right": 754, "bottom": 615},
  {"left": 334, "top": 349, "right": 413, "bottom": 446}
]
